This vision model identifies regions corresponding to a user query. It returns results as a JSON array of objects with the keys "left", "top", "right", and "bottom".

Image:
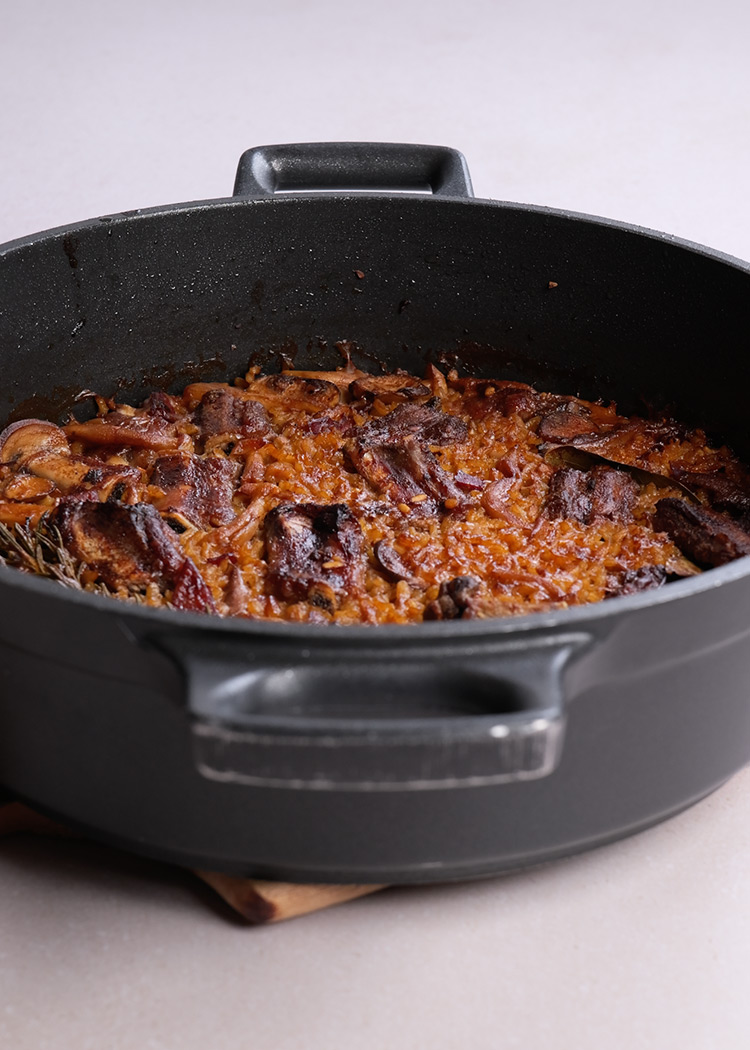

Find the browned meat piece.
[
  {"left": 49, "top": 500, "right": 217, "bottom": 612},
  {"left": 544, "top": 466, "right": 638, "bottom": 524},
  {"left": 65, "top": 412, "right": 184, "bottom": 451},
  {"left": 356, "top": 400, "right": 468, "bottom": 449},
  {"left": 588, "top": 466, "right": 638, "bottom": 521},
  {"left": 544, "top": 468, "right": 591, "bottom": 522},
  {"left": 537, "top": 406, "right": 601, "bottom": 443},
  {"left": 423, "top": 577, "right": 480, "bottom": 620},
  {"left": 605, "top": 564, "right": 667, "bottom": 598},
  {"left": 151, "top": 454, "right": 237, "bottom": 529},
  {"left": 670, "top": 467, "right": 750, "bottom": 523},
  {"left": 247, "top": 374, "right": 341, "bottom": 413},
  {"left": 653, "top": 498, "right": 750, "bottom": 567},
  {"left": 348, "top": 436, "right": 466, "bottom": 512},
  {"left": 298, "top": 406, "right": 356, "bottom": 438},
  {"left": 76, "top": 463, "right": 143, "bottom": 502},
  {"left": 196, "top": 389, "right": 271, "bottom": 442},
  {"left": 373, "top": 540, "right": 416, "bottom": 583},
  {"left": 170, "top": 559, "right": 220, "bottom": 613},
  {"left": 51, "top": 499, "right": 184, "bottom": 586},
  {"left": 144, "top": 391, "right": 181, "bottom": 422},
  {"left": 486, "top": 384, "right": 551, "bottom": 419},
  {"left": 263, "top": 502, "right": 364, "bottom": 609},
  {"left": 453, "top": 380, "right": 630, "bottom": 446},
  {"left": 347, "top": 400, "right": 469, "bottom": 512},
  {"left": 453, "top": 469, "right": 486, "bottom": 491},
  {"left": 349, "top": 374, "right": 431, "bottom": 405}
]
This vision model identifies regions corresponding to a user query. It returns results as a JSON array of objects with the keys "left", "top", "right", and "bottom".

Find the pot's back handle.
[
  {"left": 233, "top": 142, "right": 474, "bottom": 199},
  {"left": 156, "top": 633, "right": 591, "bottom": 791}
]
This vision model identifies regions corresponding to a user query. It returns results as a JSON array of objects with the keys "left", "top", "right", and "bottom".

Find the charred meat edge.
[
  {"left": 263, "top": 502, "right": 364, "bottom": 610},
  {"left": 544, "top": 466, "right": 638, "bottom": 524},
  {"left": 653, "top": 498, "right": 750, "bottom": 568},
  {"left": 50, "top": 500, "right": 217, "bottom": 613}
]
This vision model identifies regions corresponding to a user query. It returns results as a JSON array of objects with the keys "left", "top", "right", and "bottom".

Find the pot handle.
[
  {"left": 157, "top": 633, "right": 590, "bottom": 791},
  {"left": 233, "top": 142, "right": 474, "bottom": 199}
]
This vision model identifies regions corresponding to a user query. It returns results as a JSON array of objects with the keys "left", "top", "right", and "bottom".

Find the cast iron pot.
[{"left": 1, "top": 143, "right": 750, "bottom": 884}]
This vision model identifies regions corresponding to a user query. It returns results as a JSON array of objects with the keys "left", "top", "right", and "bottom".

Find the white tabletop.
[{"left": 2, "top": 1, "right": 750, "bottom": 1047}]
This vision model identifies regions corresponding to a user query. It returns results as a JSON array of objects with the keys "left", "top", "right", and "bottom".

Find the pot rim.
[
  {"left": 4, "top": 188, "right": 750, "bottom": 276},
  {"left": 2, "top": 190, "right": 750, "bottom": 641}
]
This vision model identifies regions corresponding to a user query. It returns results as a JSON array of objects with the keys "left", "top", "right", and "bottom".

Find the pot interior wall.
[{"left": 2, "top": 196, "right": 749, "bottom": 455}]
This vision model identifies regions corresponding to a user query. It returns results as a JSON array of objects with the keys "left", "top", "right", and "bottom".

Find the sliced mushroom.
[
  {"left": 349, "top": 374, "right": 430, "bottom": 405},
  {"left": 480, "top": 479, "right": 525, "bottom": 527},
  {"left": 65, "top": 411, "right": 185, "bottom": 452},
  {"left": 282, "top": 365, "right": 368, "bottom": 392},
  {"left": 2, "top": 475, "right": 56, "bottom": 501},
  {"left": 247, "top": 374, "right": 341, "bottom": 413},
  {"left": 0, "top": 417, "right": 145, "bottom": 497},
  {"left": 373, "top": 540, "right": 417, "bottom": 583},
  {"left": 182, "top": 382, "right": 231, "bottom": 411},
  {"left": 0, "top": 419, "right": 69, "bottom": 466},
  {"left": 22, "top": 450, "right": 142, "bottom": 498}
]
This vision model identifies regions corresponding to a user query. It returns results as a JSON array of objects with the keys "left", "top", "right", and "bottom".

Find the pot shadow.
[{"left": 0, "top": 834, "right": 249, "bottom": 925}]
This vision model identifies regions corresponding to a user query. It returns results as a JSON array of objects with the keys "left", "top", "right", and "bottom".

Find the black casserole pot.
[{"left": 1, "top": 143, "right": 750, "bottom": 884}]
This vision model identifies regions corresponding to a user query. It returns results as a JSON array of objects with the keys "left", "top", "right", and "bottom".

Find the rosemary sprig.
[{"left": 0, "top": 515, "right": 152, "bottom": 604}]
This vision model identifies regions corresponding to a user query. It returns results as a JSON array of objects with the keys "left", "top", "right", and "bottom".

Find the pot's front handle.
[
  {"left": 157, "top": 633, "right": 590, "bottom": 791},
  {"left": 233, "top": 142, "right": 474, "bottom": 200}
]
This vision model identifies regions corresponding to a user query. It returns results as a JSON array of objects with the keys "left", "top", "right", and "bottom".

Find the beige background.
[{"left": 2, "top": 1, "right": 750, "bottom": 1047}]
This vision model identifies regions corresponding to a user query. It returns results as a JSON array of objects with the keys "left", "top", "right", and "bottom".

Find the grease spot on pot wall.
[
  {"left": 250, "top": 279, "right": 264, "bottom": 308},
  {"left": 61, "top": 234, "right": 78, "bottom": 270}
]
